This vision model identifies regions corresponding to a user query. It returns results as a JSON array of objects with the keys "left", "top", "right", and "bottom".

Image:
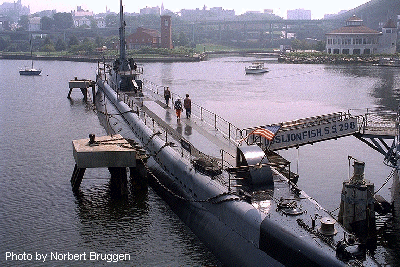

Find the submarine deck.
[{"left": 118, "top": 87, "right": 297, "bottom": 181}]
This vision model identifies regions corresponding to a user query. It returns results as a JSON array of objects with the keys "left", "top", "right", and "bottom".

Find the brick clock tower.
[{"left": 160, "top": 15, "right": 173, "bottom": 49}]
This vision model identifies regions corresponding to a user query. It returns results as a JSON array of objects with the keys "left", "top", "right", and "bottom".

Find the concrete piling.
[
  {"left": 71, "top": 134, "right": 146, "bottom": 196},
  {"left": 68, "top": 78, "right": 96, "bottom": 103}
]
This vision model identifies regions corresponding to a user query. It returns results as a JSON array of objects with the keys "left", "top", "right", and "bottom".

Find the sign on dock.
[
  {"left": 270, "top": 116, "right": 358, "bottom": 150},
  {"left": 244, "top": 113, "right": 359, "bottom": 151}
]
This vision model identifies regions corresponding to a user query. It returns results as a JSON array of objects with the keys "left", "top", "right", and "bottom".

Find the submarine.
[{"left": 93, "top": 1, "right": 380, "bottom": 266}]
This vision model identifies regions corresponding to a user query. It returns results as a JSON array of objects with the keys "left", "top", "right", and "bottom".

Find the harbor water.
[{"left": 1, "top": 56, "right": 399, "bottom": 266}]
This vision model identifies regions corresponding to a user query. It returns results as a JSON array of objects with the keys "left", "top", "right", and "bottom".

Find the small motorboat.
[{"left": 245, "top": 62, "right": 269, "bottom": 74}]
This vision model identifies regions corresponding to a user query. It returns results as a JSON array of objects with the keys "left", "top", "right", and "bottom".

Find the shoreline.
[
  {"left": 0, "top": 53, "right": 207, "bottom": 63},
  {"left": 277, "top": 53, "right": 399, "bottom": 65},
  {"left": 3, "top": 52, "right": 398, "bottom": 65}
]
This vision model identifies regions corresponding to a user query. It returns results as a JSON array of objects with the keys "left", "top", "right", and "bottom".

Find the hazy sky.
[{"left": 18, "top": 0, "right": 370, "bottom": 19}]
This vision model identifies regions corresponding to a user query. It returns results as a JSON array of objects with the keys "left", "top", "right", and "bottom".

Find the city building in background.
[
  {"left": 326, "top": 15, "right": 398, "bottom": 55},
  {"left": 287, "top": 8, "right": 311, "bottom": 20}
]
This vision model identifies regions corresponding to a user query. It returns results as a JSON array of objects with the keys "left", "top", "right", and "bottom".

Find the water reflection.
[
  {"left": 370, "top": 68, "right": 400, "bottom": 112},
  {"left": 176, "top": 121, "right": 183, "bottom": 135},
  {"left": 74, "top": 182, "right": 150, "bottom": 246},
  {"left": 165, "top": 109, "right": 171, "bottom": 122},
  {"left": 184, "top": 124, "right": 192, "bottom": 136},
  {"left": 325, "top": 65, "right": 400, "bottom": 113}
]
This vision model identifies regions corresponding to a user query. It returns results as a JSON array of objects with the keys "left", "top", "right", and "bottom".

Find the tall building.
[
  {"left": 287, "top": 9, "right": 311, "bottom": 20},
  {"left": 160, "top": 15, "right": 173, "bottom": 49}
]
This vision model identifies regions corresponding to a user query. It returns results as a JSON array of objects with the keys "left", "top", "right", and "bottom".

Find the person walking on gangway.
[
  {"left": 164, "top": 87, "right": 171, "bottom": 107},
  {"left": 184, "top": 94, "right": 191, "bottom": 119},
  {"left": 174, "top": 98, "right": 183, "bottom": 121}
]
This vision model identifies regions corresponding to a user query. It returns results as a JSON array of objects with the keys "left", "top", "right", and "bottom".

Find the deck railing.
[
  {"left": 142, "top": 78, "right": 242, "bottom": 144},
  {"left": 116, "top": 88, "right": 237, "bottom": 175}
]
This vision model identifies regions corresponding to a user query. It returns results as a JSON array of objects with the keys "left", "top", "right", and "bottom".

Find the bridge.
[{"left": 242, "top": 110, "right": 397, "bottom": 159}]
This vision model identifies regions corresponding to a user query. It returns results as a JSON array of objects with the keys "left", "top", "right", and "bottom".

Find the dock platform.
[{"left": 71, "top": 134, "right": 147, "bottom": 194}]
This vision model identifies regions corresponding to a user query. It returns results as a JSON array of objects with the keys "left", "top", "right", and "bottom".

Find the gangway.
[
  {"left": 353, "top": 110, "right": 397, "bottom": 162},
  {"left": 243, "top": 110, "right": 397, "bottom": 159}
]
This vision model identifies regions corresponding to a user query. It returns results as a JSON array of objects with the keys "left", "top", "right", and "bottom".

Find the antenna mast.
[{"left": 119, "top": 0, "right": 128, "bottom": 71}]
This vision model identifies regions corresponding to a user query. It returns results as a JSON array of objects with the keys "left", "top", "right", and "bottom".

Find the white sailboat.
[{"left": 19, "top": 36, "right": 41, "bottom": 76}]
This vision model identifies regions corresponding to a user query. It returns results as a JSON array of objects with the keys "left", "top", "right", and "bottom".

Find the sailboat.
[{"left": 19, "top": 36, "right": 41, "bottom": 76}]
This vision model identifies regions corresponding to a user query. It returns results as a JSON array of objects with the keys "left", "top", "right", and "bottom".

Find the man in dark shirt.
[{"left": 184, "top": 94, "right": 191, "bottom": 119}]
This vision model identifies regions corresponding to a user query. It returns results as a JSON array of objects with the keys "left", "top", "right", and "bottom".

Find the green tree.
[
  {"left": 68, "top": 35, "right": 79, "bottom": 47},
  {"left": 41, "top": 36, "right": 55, "bottom": 53},
  {"left": 95, "top": 36, "right": 104, "bottom": 47},
  {"left": 90, "top": 18, "right": 98, "bottom": 29},
  {"left": 53, "top": 13, "right": 73, "bottom": 30},
  {"left": 315, "top": 41, "right": 326, "bottom": 52},
  {"left": 175, "top": 32, "right": 189, "bottom": 47},
  {"left": 18, "top": 15, "right": 29, "bottom": 30},
  {"left": 55, "top": 38, "right": 66, "bottom": 51},
  {"left": 79, "top": 38, "right": 95, "bottom": 54},
  {"left": 0, "top": 37, "right": 10, "bottom": 51},
  {"left": 43, "top": 36, "right": 53, "bottom": 46},
  {"left": 41, "top": 16, "right": 54, "bottom": 30},
  {"left": 105, "top": 14, "right": 118, "bottom": 27}
]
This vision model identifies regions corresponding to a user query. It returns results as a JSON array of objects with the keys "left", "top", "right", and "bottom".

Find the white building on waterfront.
[{"left": 326, "top": 15, "right": 398, "bottom": 55}]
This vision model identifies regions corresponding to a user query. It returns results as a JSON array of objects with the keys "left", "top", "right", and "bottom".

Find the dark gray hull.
[{"left": 95, "top": 79, "right": 379, "bottom": 267}]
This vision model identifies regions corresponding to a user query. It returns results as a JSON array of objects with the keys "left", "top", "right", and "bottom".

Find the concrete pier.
[
  {"left": 68, "top": 78, "right": 95, "bottom": 102},
  {"left": 71, "top": 134, "right": 145, "bottom": 196}
]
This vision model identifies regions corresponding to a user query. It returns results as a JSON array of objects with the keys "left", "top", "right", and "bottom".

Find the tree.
[
  {"left": 81, "top": 39, "right": 95, "bottom": 54},
  {"left": 0, "top": 37, "right": 10, "bottom": 51},
  {"left": 95, "top": 36, "right": 104, "bottom": 47},
  {"left": 41, "top": 16, "right": 54, "bottom": 30},
  {"left": 68, "top": 35, "right": 79, "bottom": 47},
  {"left": 90, "top": 18, "right": 98, "bottom": 29},
  {"left": 42, "top": 44, "right": 55, "bottom": 53},
  {"left": 53, "top": 13, "right": 73, "bottom": 30},
  {"left": 315, "top": 41, "right": 326, "bottom": 52},
  {"left": 105, "top": 14, "right": 118, "bottom": 27},
  {"left": 18, "top": 15, "right": 29, "bottom": 31},
  {"left": 174, "top": 32, "right": 189, "bottom": 47},
  {"left": 55, "top": 38, "right": 67, "bottom": 51},
  {"left": 43, "top": 36, "right": 53, "bottom": 46},
  {"left": 41, "top": 36, "right": 55, "bottom": 53}
]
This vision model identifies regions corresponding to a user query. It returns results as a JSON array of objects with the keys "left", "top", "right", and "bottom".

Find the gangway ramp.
[
  {"left": 244, "top": 112, "right": 360, "bottom": 151},
  {"left": 353, "top": 110, "right": 397, "bottom": 158}
]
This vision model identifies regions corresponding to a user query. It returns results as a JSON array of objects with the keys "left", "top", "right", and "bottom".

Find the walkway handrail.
[
  {"left": 349, "top": 108, "right": 397, "bottom": 135},
  {"left": 117, "top": 89, "right": 234, "bottom": 177},
  {"left": 142, "top": 78, "right": 242, "bottom": 144}
]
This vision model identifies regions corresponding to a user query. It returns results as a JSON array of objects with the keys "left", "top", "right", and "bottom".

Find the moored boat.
[
  {"left": 19, "top": 35, "right": 41, "bottom": 76},
  {"left": 19, "top": 67, "right": 42, "bottom": 76},
  {"left": 245, "top": 62, "right": 269, "bottom": 74}
]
